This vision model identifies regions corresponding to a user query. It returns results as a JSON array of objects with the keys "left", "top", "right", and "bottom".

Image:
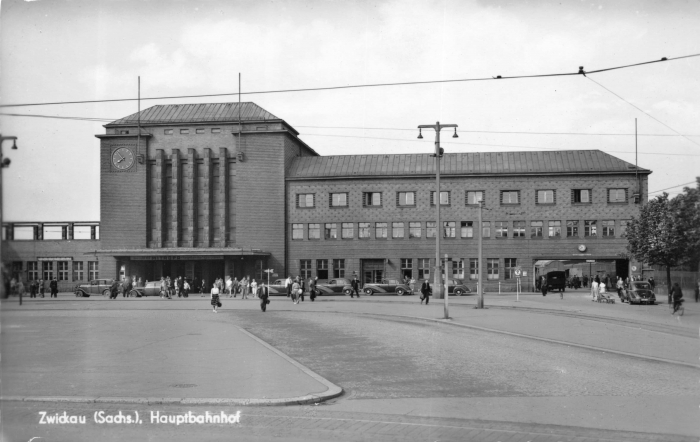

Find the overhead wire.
[
  {"left": 647, "top": 180, "right": 698, "bottom": 194},
  {"left": 1, "top": 52, "right": 698, "bottom": 108}
]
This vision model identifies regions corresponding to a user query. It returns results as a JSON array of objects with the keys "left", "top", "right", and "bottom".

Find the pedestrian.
[
  {"left": 582, "top": 275, "right": 588, "bottom": 288},
  {"left": 616, "top": 277, "right": 624, "bottom": 301},
  {"left": 350, "top": 275, "right": 360, "bottom": 298},
  {"left": 671, "top": 282, "right": 684, "bottom": 314},
  {"left": 251, "top": 279, "right": 258, "bottom": 299},
  {"left": 259, "top": 282, "right": 269, "bottom": 312},
  {"left": 30, "top": 279, "right": 37, "bottom": 298},
  {"left": 39, "top": 278, "right": 45, "bottom": 298},
  {"left": 232, "top": 277, "right": 239, "bottom": 298},
  {"left": 420, "top": 279, "right": 431, "bottom": 304},
  {"left": 299, "top": 278, "right": 305, "bottom": 302},
  {"left": 591, "top": 276, "right": 600, "bottom": 301},
  {"left": 183, "top": 279, "right": 190, "bottom": 298},
  {"left": 110, "top": 279, "right": 119, "bottom": 299},
  {"left": 160, "top": 277, "right": 166, "bottom": 298},
  {"left": 599, "top": 278, "right": 607, "bottom": 300},
  {"left": 540, "top": 275, "right": 547, "bottom": 296},
  {"left": 648, "top": 277, "right": 656, "bottom": 292},
  {"left": 200, "top": 279, "right": 206, "bottom": 297},
  {"left": 123, "top": 277, "right": 133, "bottom": 297},
  {"left": 50, "top": 278, "right": 58, "bottom": 298},
  {"left": 16, "top": 280, "right": 25, "bottom": 300},
  {"left": 291, "top": 279, "right": 300, "bottom": 304},
  {"left": 177, "top": 276, "right": 184, "bottom": 298},
  {"left": 211, "top": 284, "right": 221, "bottom": 313},
  {"left": 239, "top": 277, "right": 248, "bottom": 299},
  {"left": 694, "top": 280, "right": 699, "bottom": 303},
  {"left": 285, "top": 275, "right": 293, "bottom": 298},
  {"left": 225, "top": 276, "right": 233, "bottom": 298},
  {"left": 309, "top": 277, "right": 317, "bottom": 301}
]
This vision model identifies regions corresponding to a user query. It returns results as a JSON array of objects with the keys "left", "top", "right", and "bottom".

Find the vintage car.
[
  {"left": 541, "top": 271, "right": 566, "bottom": 295},
  {"left": 361, "top": 279, "right": 412, "bottom": 296},
  {"left": 268, "top": 279, "right": 290, "bottom": 296},
  {"left": 316, "top": 278, "right": 352, "bottom": 295},
  {"left": 621, "top": 281, "right": 656, "bottom": 305},
  {"left": 445, "top": 279, "right": 471, "bottom": 296},
  {"left": 74, "top": 279, "right": 114, "bottom": 297}
]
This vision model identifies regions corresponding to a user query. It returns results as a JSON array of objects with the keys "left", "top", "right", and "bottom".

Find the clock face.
[
  {"left": 578, "top": 244, "right": 587, "bottom": 252},
  {"left": 112, "top": 147, "right": 135, "bottom": 170}
]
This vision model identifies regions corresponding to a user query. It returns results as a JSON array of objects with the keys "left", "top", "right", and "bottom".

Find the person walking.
[
  {"left": 540, "top": 275, "right": 547, "bottom": 296},
  {"left": 123, "top": 277, "right": 133, "bottom": 298},
  {"left": 199, "top": 279, "right": 206, "bottom": 297},
  {"left": 285, "top": 276, "right": 293, "bottom": 298},
  {"left": 240, "top": 277, "right": 248, "bottom": 299},
  {"left": 29, "top": 279, "right": 37, "bottom": 298},
  {"left": 350, "top": 276, "right": 360, "bottom": 298},
  {"left": 211, "top": 284, "right": 221, "bottom": 313},
  {"left": 291, "top": 279, "right": 300, "bottom": 304},
  {"left": 259, "top": 282, "right": 269, "bottom": 312},
  {"left": 309, "top": 277, "right": 317, "bottom": 302},
  {"left": 420, "top": 279, "right": 431, "bottom": 304},
  {"left": 409, "top": 277, "right": 416, "bottom": 294},
  {"left": 38, "top": 278, "right": 45, "bottom": 298},
  {"left": 177, "top": 276, "right": 184, "bottom": 298},
  {"left": 648, "top": 277, "right": 656, "bottom": 292},
  {"left": 232, "top": 277, "right": 239, "bottom": 298},
  {"left": 16, "top": 280, "right": 25, "bottom": 300},
  {"left": 183, "top": 279, "right": 190, "bottom": 298},
  {"left": 299, "top": 278, "right": 305, "bottom": 302},
  {"left": 616, "top": 277, "right": 624, "bottom": 301},
  {"left": 591, "top": 276, "right": 600, "bottom": 301},
  {"left": 225, "top": 276, "right": 233, "bottom": 298},
  {"left": 671, "top": 282, "right": 684, "bottom": 314},
  {"left": 49, "top": 278, "right": 58, "bottom": 298},
  {"left": 109, "top": 279, "right": 119, "bottom": 299},
  {"left": 251, "top": 279, "right": 258, "bottom": 299},
  {"left": 159, "top": 277, "right": 166, "bottom": 298}
]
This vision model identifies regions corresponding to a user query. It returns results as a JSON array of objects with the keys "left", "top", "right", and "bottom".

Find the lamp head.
[
  {"left": 11, "top": 139, "right": 17, "bottom": 149},
  {"left": 452, "top": 128, "right": 458, "bottom": 138},
  {"left": 417, "top": 128, "right": 423, "bottom": 139}
]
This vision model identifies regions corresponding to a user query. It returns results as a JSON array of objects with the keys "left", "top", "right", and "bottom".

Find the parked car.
[
  {"left": 445, "top": 279, "right": 471, "bottom": 296},
  {"left": 268, "top": 279, "right": 289, "bottom": 296},
  {"left": 74, "top": 279, "right": 113, "bottom": 297},
  {"left": 362, "top": 279, "right": 412, "bottom": 296},
  {"left": 316, "top": 278, "right": 352, "bottom": 295},
  {"left": 621, "top": 281, "right": 656, "bottom": 305}
]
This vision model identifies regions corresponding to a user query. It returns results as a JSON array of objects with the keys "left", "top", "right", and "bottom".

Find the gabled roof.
[
  {"left": 106, "top": 102, "right": 280, "bottom": 126},
  {"left": 287, "top": 150, "right": 651, "bottom": 179}
]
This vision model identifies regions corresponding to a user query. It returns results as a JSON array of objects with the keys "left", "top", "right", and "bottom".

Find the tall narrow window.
[
  {"left": 375, "top": 222, "right": 388, "bottom": 239},
  {"left": 548, "top": 220, "right": 562, "bottom": 237},
  {"left": 513, "top": 221, "right": 525, "bottom": 238},
  {"left": 28, "top": 262, "right": 39, "bottom": 281},
  {"left": 567, "top": 220, "right": 579, "bottom": 237},
  {"left": 452, "top": 259, "right": 464, "bottom": 278},
  {"left": 426, "top": 222, "right": 436, "bottom": 238},
  {"left": 602, "top": 220, "right": 615, "bottom": 237},
  {"left": 443, "top": 221, "right": 456, "bottom": 238},
  {"left": 43, "top": 261, "right": 54, "bottom": 280},
  {"left": 317, "top": 259, "right": 329, "bottom": 279},
  {"left": 73, "top": 261, "right": 84, "bottom": 281},
  {"left": 531, "top": 221, "right": 543, "bottom": 238},
  {"left": 418, "top": 259, "right": 431, "bottom": 279},
  {"left": 585, "top": 220, "right": 597, "bottom": 236},
  {"left": 359, "top": 222, "right": 371, "bottom": 239},
  {"left": 308, "top": 223, "right": 321, "bottom": 240},
  {"left": 341, "top": 223, "right": 353, "bottom": 239},
  {"left": 58, "top": 261, "right": 69, "bottom": 281},
  {"left": 324, "top": 223, "right": 337, "bottom": 240},
  {"left": 300, "top": 260, "right": 312, "bottom": 279},
  {"left": 292, "top": 224, "right": 303, "bottom": 240},
  {"left": 409, "top": 222, "right": 422, "bottom": 238},
  {"left": 88, "top": 261, "right": 99, "bottom": 280},
  {"left": 392, "top": 222, "right": 404, "bottom": 239},
  {"left": 482, "top": 221, "right": 491, "bottom": 238},
  {"left": 495, "top": 221, "right": 508, "bottom": 238},
  {"left": 504, "top": 258, "right": 517, "bottom": 280},
  {"left": 461, "top": 221, "right": 473, "bottom": 238},
  {"left": 487, "top": 258, "right": 499, "bottom": 280},
  {"left": 333, "top": 259, "right": 345, "bottom": 278},
  {"left": 397, "top": 192, "right": 415, "bottom": 206},
  {"left": 401, "top": 259, "right": 413, "bottom": 278},
  {"left": 469, "top": 258, "right": 479, "bottom": 280}
]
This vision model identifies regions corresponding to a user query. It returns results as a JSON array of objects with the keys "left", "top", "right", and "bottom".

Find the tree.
[
  {"left": 672, "top": 177, "right": 700, "bottom": 270},
  {"left": 625, "top": 194, "right": 689, "bottom": 296}
]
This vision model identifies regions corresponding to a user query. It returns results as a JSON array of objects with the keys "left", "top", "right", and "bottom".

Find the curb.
[{"left": 0, "top": 327, "right": 343, "bottom": 407}]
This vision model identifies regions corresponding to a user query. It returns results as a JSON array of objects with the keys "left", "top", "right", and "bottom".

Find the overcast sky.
[{"left": 1, "top": 0, "right": 698, "bottom": 222}]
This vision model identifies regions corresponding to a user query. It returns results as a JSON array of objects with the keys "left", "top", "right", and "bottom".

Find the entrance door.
[{"left": 362, "top": 259, "right": 384, "bottom": 284}]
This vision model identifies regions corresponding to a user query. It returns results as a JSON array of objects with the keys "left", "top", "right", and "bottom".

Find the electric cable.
[
  {"left": 1, "top": 53, "right": 698, "bottom": 108},
  {"left": 647, "top": 180, "right": 698, "bottom": 194}
]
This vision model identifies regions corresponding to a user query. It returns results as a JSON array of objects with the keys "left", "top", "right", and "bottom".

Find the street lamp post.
[
  {"left": 417, "top": 122, "right": 458, "bottom": 320},
  {"left": 0, "top": 135, "right": 19, "bottom": 300}
]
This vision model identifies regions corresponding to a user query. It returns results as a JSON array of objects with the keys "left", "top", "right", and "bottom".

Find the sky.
[{"left": 1, "top": 0, "right": 698, "bottom": 222}]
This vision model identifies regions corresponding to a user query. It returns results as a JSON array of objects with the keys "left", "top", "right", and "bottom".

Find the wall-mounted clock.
[
  {"left": 112, "top": 147, "right": 135, "bottom": 171},
  {"left": 577, "top": 244, "right": 587, "bottom": 252}
]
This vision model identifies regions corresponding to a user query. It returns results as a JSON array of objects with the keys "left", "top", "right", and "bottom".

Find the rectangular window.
[
  {"left": 119, "top": 130, "right": 129, "bottom": 135},
  {"left": 92, "top": 226, "right": 100, "bottom": 240},
  {"left": 58, "top": 261, "right": 69, "bottom": 281},
  {"left": 549, "top": 220, "right": 562, "bottom": 237},
  {"left": 608, "top": 188, "right": 627, "bottom": 203},
  {"left": 333, "top": 259, "right": 345, "bottom": 278},
  {"left": 392, "top": 222, "right": 404, "bottom": 239},
  {"left": 324, "top": 223, "right": 337, "bottom": 240},
  {"left": 164, "top": 129, "right": 173, "bottom": 135},
  {"left": 13, "top": 226, "right": 37, "bottom": 240},
  {"left": 409, "top": 222, "right": 422, "bottom": 238},
  {"left": 196, "top": 128, "right": 205, "bottom": 134},
  {"left": 504, "top": 258, "right": 517, "bottom": 280},
  {"left": 317, "top": 259, "right": 329, "bottom": 279},
  {"left": 452, "top": 259, "right": 464, "bottom": 278},
  {"left": 375, "top": 222, "right": 388, "bottom": 239},
  {"left": 418, "top": 258, "right": 431, "bottom": 280},
  {"left": 620, "top": 220, "right": 631, "bottom": 237},
  {"left": 500, "top": 190, "right": 520, "bottom": 204},
  {"left": 495, "top": 221, "right": 508, "bottom": 238},
  {"left": 297, "top": 194, "right": 315, "bottom": 208},
  {"left": 308, "top": 223, "right": 321, "bottom": 240},
  {"left": 430, "top": 191, "right": 450, "bottom": 206},
  {"left": 461, "top": 221, "right": 474, "bottom": 238},
  {"left": 531, "top": 221, "right": 543, "bottom": 238},
  {"left": 567, "top": 220, "right": 579, "bottom": 237},
  {"left": 426, "top": 222, "right": 436, "bottom": 238},
  {"left": 363, "top": 192, "right": 382, "bottom": 207},
  {"left": 572, "top": 189, "right": 591, "bottom": 204},
  {"left": 469, "top": 258, "right": 479, "bottom": 280},
  {"left": 443, "top": 221, "right": 456, "bottom": 238},
  {"left": 211, "top": 128, "right": 221, "bottom": 134},
  {"left": 88, "top": 261, "right": 99, "bottom": 280},
  {"left": 180, "top": 129, "right": 189, "bottom": 134},
  {"left": 401, "top": 259, "right": 413, "bottom": 279},
  {"left": 341, "top": 222, "right": 353, "bottom": 239},
  {"left": 359, "top": 222, "right": 371, "bottom": 239},
  {"left": 537, "top": 190, "right": 555, "bottom": 204},
  {"left": 292, "top": 224, "right": 303, "bottom": 240},
  {"left": 482, "top": 221, "right": 491, "bottom": 238},
  {"left": 43, "top": 261, "right": 54, "bottom": 280},
  {"left": 43, "top": 225, "right": 67, "bottom": 240},
  {"left": 397, "top": 191, "right": 416, "bottom": 206},
  {"left": 330, "top": 193, "right": 348, "bottom": 207},
  {"left": 466, "top": 191, "right": 484, "bottom": 205},
  {"left": 602, "top": 220, "right": 615, "bottom": 237},
  {"left": 487, "top": 258, "right": 499, "bottom": 280},
  {"left": 27, "top": 262, "right": 39, "bottom": 281},
  {"left": 73, "top": 225, "right": 92, "bottom": 240},
  {"left": 585, "top": 220, "right": 597, "bottom": 237},
  {"left": 300, "top": 260, "right": 312, "bottom": 280},
  {"left": 73, "top": 261, "right": 84, "bottom": 281},
  {"left": 513, "top": 221, "right": 525, "bottom": 237}
]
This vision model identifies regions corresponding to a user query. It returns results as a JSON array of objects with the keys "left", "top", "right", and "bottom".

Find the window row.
[
  {"left": 291, "top": 219, "right": 631, "bottom": 240},
  {"left": 295, "top": 188, "right": 631, "bottom": 209},
  {"left": 10, "top": 261, "right": 99, "bottom": 282},
  {"left": 163, "top": 128, "right": 223, "bottom": 135},
  {"left": 3, "top": 224, "right": 100, "bottom": 241}
]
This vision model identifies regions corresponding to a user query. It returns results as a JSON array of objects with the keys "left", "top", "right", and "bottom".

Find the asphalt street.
[{"left": 1, "top": 288, "right": 698, "bottom": 442}]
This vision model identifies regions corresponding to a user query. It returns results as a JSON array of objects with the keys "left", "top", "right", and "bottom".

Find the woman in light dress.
[
  {"left": 250, "top": 279, "right": 258, "bottom": 299},
  {"left": 591, "top": 276, "right": 600, "bottom": 301}
]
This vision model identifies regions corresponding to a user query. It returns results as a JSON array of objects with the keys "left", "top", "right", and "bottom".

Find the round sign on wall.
[{"left": 631, "top": 266, "right": 637, "bottom": 272}]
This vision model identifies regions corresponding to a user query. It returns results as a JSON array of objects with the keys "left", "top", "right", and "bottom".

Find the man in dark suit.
[
  {"left": 49, "top": 278, "right": 59, "bottom": 298},
  {"left": 351, "top": 276, "right": 361, "bottom": 298},
  {"left": 420, "top": 279, "right": 431, "bottom": 304},
  {"left": 259, "top": 283, "right": 269, "bottom": 312}
]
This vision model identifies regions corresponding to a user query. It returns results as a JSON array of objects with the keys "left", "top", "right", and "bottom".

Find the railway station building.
[{"left": 2, "top": 102, "right": 651, "bottom": 291}]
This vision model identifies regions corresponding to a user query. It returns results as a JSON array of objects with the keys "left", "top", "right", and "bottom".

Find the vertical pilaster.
[
  {"left": 185, "top": 148, "right": 196, "bottom": 247},
  {"left": 155, "top": 149, "right": 165, "bottom": 248},
  {"left": 218, "top": 147, "right": 228, "bottom": 248},
  {"left": 202, "top": 148, "right": 213, "bottom": 247},
  {"left": 171, "top": 149, "right": 181, "bottom": 247}
]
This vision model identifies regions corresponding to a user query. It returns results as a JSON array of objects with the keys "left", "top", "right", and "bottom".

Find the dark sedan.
[
  {"left": 75, "top": 279, "right": 113, "bottom": 297},
  {"left": 316, "top": 278, "right": 352, "bottom": 295},
  {"left": 621, "top": 281, "right": 656, "bottom": 305},
  {"left": 362, "top": 279, "right": 412, "bottom": 296}
]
